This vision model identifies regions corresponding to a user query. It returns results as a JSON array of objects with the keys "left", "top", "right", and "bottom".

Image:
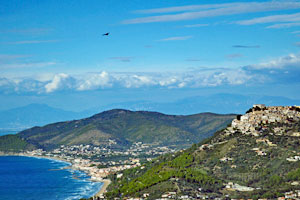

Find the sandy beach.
[{"left": 95, "top": 179, "right": 111, "bottom": 197}]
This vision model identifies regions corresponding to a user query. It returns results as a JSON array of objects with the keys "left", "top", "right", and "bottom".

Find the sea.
[{"left": 0, "top": 156, "right": 103, "bottom": 200}]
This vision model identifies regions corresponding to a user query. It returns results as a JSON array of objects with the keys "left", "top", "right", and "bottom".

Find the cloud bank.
[
  {"left": 0, "top": 69, "right": 251, "bottom": 94},
  {"left": 243, "top": 54, "right": 300, "bottom": 84},
  {"left": 1, "top": 53, "right": 300, "bottom": 94}
]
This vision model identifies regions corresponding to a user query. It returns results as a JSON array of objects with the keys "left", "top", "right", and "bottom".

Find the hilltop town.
[{"left": 230, "top": 104, "right": 300, "bottom": 137}]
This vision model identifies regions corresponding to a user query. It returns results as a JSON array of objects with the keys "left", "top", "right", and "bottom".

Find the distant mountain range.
[
  {"left": 0, "top": 104, "right": 91, "bottom": 133},
  {"left": 0, "top": 109, "right": 235, "bottom": 151},
  {"left": 1, "top": 93, "right": 299, "bottom": 134},
  {"left": 99, "top": 94, "right": 300, "bottom": 115}
]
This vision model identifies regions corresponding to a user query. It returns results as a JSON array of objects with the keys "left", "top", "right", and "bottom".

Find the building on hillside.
[{"left": 253, "top": 104, "right": 266, "bottom": 109}]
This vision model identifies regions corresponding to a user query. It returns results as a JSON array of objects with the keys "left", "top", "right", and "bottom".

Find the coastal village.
[
  {"left": 9, "top": 140, "right": 177, "bottom": 199},
  {"left": 23, "top": 141, "right": 176, "bottom": 178}
]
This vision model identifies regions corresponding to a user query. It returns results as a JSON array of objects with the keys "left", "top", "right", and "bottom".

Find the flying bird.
[{"left": 102, "top": 32, "right": 109, "bottom": 36}]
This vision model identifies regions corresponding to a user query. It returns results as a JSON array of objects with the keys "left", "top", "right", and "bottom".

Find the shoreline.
[
  {"left": 0, "top": 153, "right": 110, "bottom": 199},
  {"left": 95, "top": 179, "right": 111, "bottom": 197}
]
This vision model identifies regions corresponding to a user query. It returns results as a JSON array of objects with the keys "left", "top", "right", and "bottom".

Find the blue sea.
[{"left": 0, "top": 156, "right": 103, "bottom": 200}]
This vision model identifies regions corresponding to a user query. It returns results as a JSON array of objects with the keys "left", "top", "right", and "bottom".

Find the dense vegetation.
[
  {"left": 0, "top": 135, "right": 35, "bottom": 152},
  {"left": 106, "top": 137, "right": 223, "bottom": 199},
  {"left": 0, "top": 109, "right": 235, "bottom": 151}
]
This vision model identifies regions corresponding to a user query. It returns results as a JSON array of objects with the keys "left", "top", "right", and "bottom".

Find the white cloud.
[
  {"left": 123, "top": 2, "right": 300, "bottom": 24},
  {"left": 182, "top": 70, "right": 252, "bottom": 87},
  {"left": 77, "top": 71, "right": 112, "bottom": 91},
  {"left": 134, "top": 3, "right": 238, "bottom": 14},
  {"left": 7, "top": 40, "right": 59, "bottom": 45},
  {"left": 183, "top": 24, "right": 209, "bottom": 28},
  {"left": 115, "top": 74, "right": 156, "bottom": 88},
  {"left": 266, "top": 22, "right": 300, "bottom": 29},
  {"left": 243, "top": 54, "right": 300, "bottom": 84},
  {"left": 237, "top": 12, "right": 300, "bottom": 25},
  {"left": 247, "top": 54, "right": 300, "bottom": 69},
  {"left": 225, "top": 69, "right": 252, "bottom": 85},
  {"left": 41, "top": 69, "right": 255, "bottom": 92},
  {"left": 236, "top": 12, "right": 300, "bottom": 29},
  {"left": 0, "top": 69, "right": 255, "bottom": 93},
  {"left": 45, "top": 73, "right": 74, "bottom": 93},
  {"left": 178, "top": 82, "right": 186, "bottom": 88},
  {"left": 15, "top": 79, "right": 44, "bottom": 93},
  {"left": 158, "top": 36, "right": 192, "bottom": 41},
  {"left": 159, "top": 77, "right": 178, "bottom": 86}
]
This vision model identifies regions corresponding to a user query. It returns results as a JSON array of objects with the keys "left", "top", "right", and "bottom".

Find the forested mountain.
[{"left": 0, "top": 109, "right": 235, "bottom": 151}]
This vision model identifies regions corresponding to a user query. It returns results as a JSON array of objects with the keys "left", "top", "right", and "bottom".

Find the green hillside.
[
  {"left": 105, "top": 106, "right": 300, "bottom": 199},
  {"left": 0, "top": 135, "right": 36, "bottom": 152},
  {"left": 0, "top": 109, "right": 235, "bottom": 151}
]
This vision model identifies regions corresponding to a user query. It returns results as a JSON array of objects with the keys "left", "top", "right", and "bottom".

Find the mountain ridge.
[
  {"left": 0, "top": 103, "right": 90, "bottom": 132},
  {"left": 0, "top": 109, "right": 235, "bottom": 151},
  {"left": 1, "top": 94, "right": 300, "bottom": 134},
  {"left": 92, "top": 94, "right": 300, "bottom": 115}
]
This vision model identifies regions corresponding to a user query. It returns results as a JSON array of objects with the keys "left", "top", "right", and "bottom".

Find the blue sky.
[{"left": 1, "top": 0, "right": 300, "bottom": 111}]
